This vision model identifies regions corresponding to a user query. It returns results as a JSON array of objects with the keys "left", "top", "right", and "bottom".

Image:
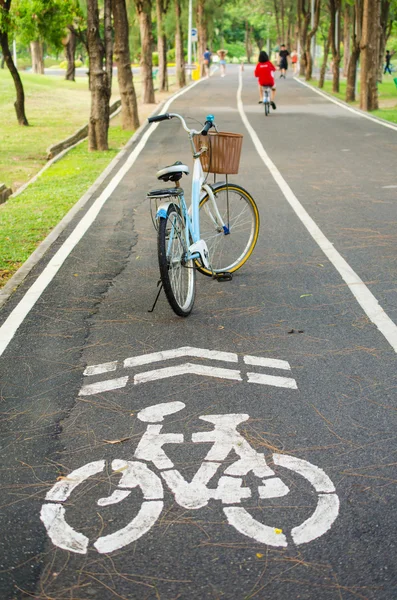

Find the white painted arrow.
[{"left": 134, "top": 363, "right": 242, "bottom": 385}]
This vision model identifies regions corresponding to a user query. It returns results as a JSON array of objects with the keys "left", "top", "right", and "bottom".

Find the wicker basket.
[{"left": 194, "top": 131, "right": 243, "bottom": 175}]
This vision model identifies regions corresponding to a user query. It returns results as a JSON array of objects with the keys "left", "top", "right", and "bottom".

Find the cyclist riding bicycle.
[{"left": 254, "top": 51, "right": 277, "bottom": 110}]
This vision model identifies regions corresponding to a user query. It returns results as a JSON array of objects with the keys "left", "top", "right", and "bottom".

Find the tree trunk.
[
  {"left": 87, "top": 0, "right": 110, "bottom": 150},
  {"left": 156, "top": 0, "right": 168, "bottom": 92},
  {"left": 30, "top": 40, "right": 44, "bottom": 74},
  {"left": 319, "top": 27, "right": 331, "bottom": 87},
  {"left": 0, "top": 28, "right": 29, "bottom": 125},
  {"left": 377, "top": 0, "right": 391, "bottom": 82},
  {"left": 245, "top": 21, "right": 253, "bottom": 63},
  {"left": 274, "top": 0, "right": 282, "bottom": 44},
  {"left": 175, "top": 0, "right": 185, "bottom": 88},
  {"left": 329, "top": 0, "right": 341, "bottom": 92},
  {"left": 113, "top": 0, "right": 140, "bottom": 130},
  {"left": 65, "top": 27, "right": 76, "bottom": 81},
  {"left": 305, "top": 0, "right": 321, "bottom": 80},
  {"left": 299, "top": 9, "right": 310, "bottom": 76},
  {"left": 346, "top": 45, "right": 360, "bottom": 100},
  {"left": 280, "top": 0, "right": 286, "bottom": 43},
  {"left": 343, "top": 3, "right": 351, "bottom": 76},
  {"left": 136, "top": 0, "right": 155, "bottom": 103},
  {"left": 197, "top": 0, "right": 206, "bottom": 77},
  {"left": 346, "top": 0, "right": 363, "bottom": 102},
  {"left": 360, "top": 0, "right": 379, "bottom": 110}
]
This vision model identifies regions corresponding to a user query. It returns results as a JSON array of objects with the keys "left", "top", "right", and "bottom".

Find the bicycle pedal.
[{"left": 213, "top": 272, "right": 233, "bottom": 282}]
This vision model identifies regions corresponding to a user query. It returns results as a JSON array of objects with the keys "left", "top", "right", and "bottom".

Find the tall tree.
[
  {"left": 135, "top": 0, "right": 155, "bottom": 102},
  {"left": 64, "top": 26, "right": 77, "bottom": 81},
  {"left": 319, "top": 25, "right": 332, "bottom": 87},
  {"left": 343, "top": 2, "right": 351, "bottom": 76},
  {"left": 15, "top": 0, "right": 76, "bottom": 74},
  {"left": 346, "top": 0, "right": 363, "bottom": 102},
  {"left": 305, "top": 0, "right": 322, "bottom": 80},
  {"left": 0, "top": 0, "right": 28, "bottom": 125},
  {"left": 329, "top": 0, "right": 341, "bottom": 92},
  {"left": 86, "top": 0, "right": 112, "bottom": 150},
  {"left": 175, "top": 0, "right": 185, "bottom": 88},
  {"left": 113, "top": 0, "right": 140, "bottom": 129},
  {"left": 156, "top": 0, "right": 169, "bottom": 91},
  {"left": 197, "top": 0, "right": 207, "bottom": 76},
  {"left": 360, "top": 0, "right": 379, "bottom": 110}
]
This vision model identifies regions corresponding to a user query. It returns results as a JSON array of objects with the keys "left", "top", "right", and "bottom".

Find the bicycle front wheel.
[
  {"left": 158, "top": 204, "right": 196, "bottom": 316},
  {"left": 197, "top": 184, "right": 259, "bottom": 276},
  {"left": 265, "top": 101, "right": 270, "bottom": 116}
]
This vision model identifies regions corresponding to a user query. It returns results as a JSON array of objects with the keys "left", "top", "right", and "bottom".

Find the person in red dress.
[{"left": 254, "top": 51, "right": 277, "bottom": 109}]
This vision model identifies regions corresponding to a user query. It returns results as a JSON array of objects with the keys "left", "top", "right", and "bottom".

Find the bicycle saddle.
[{"left": 157, "top": 161, "right": 189, "bottom": 183}]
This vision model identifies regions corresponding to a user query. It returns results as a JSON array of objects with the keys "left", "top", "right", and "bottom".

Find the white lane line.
[
  {"left": 78, "top": 376, "right": 129, "bottom": 396},
  {"left": 243, "top": 355, "right": 291, "bottom": 370},
  {"left": 124, "top": 346, "right": 238, "bottom": 369},
  {"left": 83, "top": 361, "right": 118, "bottom": 376},
  {"left": 0, "top": 80, "right": 203, "bottom": 359},
  {"left": 247, "top": 373, "right": 298, "bottom": 389},
  {"left": 238, "top": 71, "right": 397, "bottom": 354},
  {"left": 294, "top": 77, "right": 397, "bottom": 133},
  {"left": 134, "top": 363, "right": 242, "bottom": 385}
]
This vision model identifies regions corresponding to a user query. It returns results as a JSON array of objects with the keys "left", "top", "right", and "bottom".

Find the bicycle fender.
[{"left": 156, "top": 202, "right": 173, "bottom": 219}]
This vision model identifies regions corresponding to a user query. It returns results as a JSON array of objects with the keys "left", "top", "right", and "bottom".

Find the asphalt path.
[{"left": 0, "top": 65, "right": 396, "bottom": 599}]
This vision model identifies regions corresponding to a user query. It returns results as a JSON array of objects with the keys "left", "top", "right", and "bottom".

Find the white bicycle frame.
[
  {"left": 155, "top": 113, "right": 226, "bottom": 271},
  {"left": 262, "top": 86, "right": 271, "bottom": 103}
]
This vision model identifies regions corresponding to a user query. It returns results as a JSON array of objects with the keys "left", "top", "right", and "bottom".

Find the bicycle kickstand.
[{"left": 148, "top": 280, "right": 163, "bottom": 313}]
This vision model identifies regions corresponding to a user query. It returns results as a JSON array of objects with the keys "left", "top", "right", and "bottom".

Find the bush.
[
  {"left": 167, "top": 48, "right": 176, "bottom": 62},
  {"left": 58, "top": 59, "right": 83, "bottom": 69},
  {"left": 152, "top": 52, "right": 159, "bottom": 67}
]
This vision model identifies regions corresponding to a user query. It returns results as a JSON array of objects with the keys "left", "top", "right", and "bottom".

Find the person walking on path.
[
  {"left": 217, "top": 49, "right": 228, "bottom": 77},
  {"left": 278, "top": 44, "right": 289, "bottom": 78},
  {"left": 203, "top": 48, "right": 212, "bottom": 78},
  {"left": 254, "top": 50, "right": 277, "bottom": 109},
  {"left": 384, "top": 50, "right": 394, "bottom": 75}
]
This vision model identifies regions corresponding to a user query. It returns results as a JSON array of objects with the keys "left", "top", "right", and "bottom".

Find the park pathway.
[{"left": 0, "top": 65, "right": 396, "bottom": 600}]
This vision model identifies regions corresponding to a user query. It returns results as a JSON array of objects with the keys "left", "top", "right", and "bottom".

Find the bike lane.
[{"left": 0, "top": 68, "right": 396, "bottom": 599}]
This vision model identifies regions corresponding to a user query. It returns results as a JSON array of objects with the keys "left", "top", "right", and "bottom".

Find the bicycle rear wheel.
[
  {"left": 197, "top": 184, "right": 259, "bottom": 276},
  {"left": 158, "top": 204, "right": 196, "bottom": 316}
]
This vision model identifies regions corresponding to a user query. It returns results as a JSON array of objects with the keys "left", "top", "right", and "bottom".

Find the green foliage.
[
  {"left": 167, "top": 47, "right": 175, "bottom": 62},
  {"left": 58, "top": 59, "right": 84, "bottom": 69},
  {"left": 152, "top": 51, "right": 159, "bottom": 67},
  {"left": 13, "top": 0, "right": 81, "bottom": 48}
]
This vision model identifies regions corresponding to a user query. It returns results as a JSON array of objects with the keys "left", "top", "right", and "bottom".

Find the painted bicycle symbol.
[{"left": 41, "top": 401, "right": 339, "bottom": 555}]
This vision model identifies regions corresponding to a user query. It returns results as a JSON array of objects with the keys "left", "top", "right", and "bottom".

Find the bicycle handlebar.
[
  {"left": 148, "top": 113, "right": 171, "bottom": 123},
  {"left": 147, "top": 112, "right": 216, "bottom": 136}
]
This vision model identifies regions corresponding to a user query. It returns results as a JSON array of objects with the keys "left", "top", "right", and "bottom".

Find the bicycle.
[
  {"left": 262, "top": 86, "right": 272, "bottom": 116},
  {"left": 145, "top": 113, "right": 260, "bottom": 317},
  {"left": 41, "top": 401, "right": 340, "bottom": 555}
]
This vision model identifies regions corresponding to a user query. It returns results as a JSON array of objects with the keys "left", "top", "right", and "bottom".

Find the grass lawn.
[
  {"left": 0, "top": 119, "right": 132, "bottom": 285},
  {"left": 0, "top": 71, "right": 127, "bottom": 191},
  {"left": 312, "top": 76, "right": 397, "bottom": 123},
  {"left": 0, "top": 70, "right": 179, "bottom": 288}
]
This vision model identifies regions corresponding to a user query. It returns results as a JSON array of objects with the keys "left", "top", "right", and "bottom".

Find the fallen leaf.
[
  {"left": 274, "top": 528, "right": 283, "bottom": 534},
  {"left": 256, "top": 553, "right": 264, "bottom": 558},
  {"left": 103, "top": 437, "right": 131, "bottom": 445},
  {"left": 300, "top": 294, "right": 312, "bottom": 298}
]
